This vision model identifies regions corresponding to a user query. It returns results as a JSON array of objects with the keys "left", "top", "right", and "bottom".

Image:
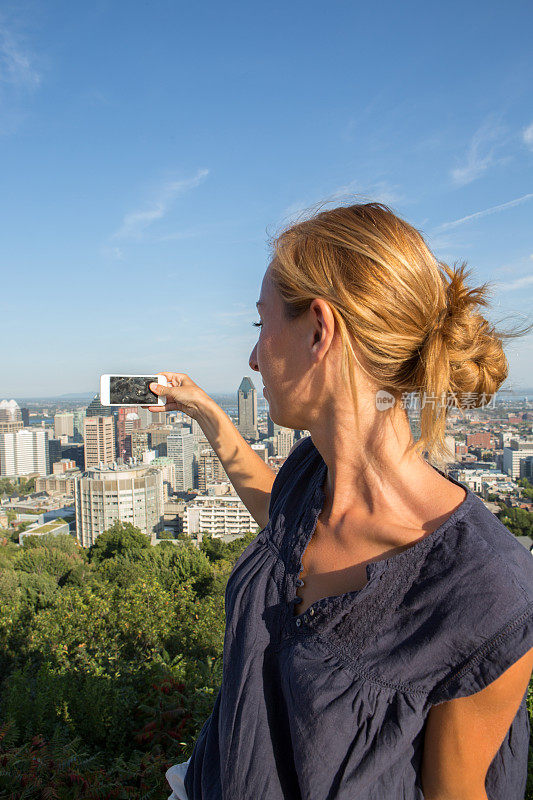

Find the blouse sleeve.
[{"left": 429, "top": 600, "right": 533, "bottom": 705}]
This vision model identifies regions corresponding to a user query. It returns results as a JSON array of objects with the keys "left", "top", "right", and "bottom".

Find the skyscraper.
[
  {"left": 131, "top": 429, "right": 151, "bottom": 461},
  {"left": 167, "top": 428, "right": 195, "bottom": 491},
  {"left": 73, "top": 408, "right": 86, "bottom": 442},
  {"left": 86, "top": 395, "right": 114, "bottom": 417},
  {"left": 116, "top": 409, "right": 141, "bottom": 461},
  {"left": 267, "top": 417, "right": 284, "bottom": 438},
  {"left": 197, "top": 445, "right": 229, "bottom": 491},
  {"left": 0, "top": 399, "right": 24, "bottom": 434},
  {"left": 237, "top": 377, "right": 258, "bottom": 440},
  {"left": 83, "top": 416, "right": 116, "bottom": 469},
  {"left": 48, "top": 437, "right": 62, "bottom": 472},
  {"left": 0, "top": 429, "right": 50, "bottom": 477},
  {"left": 54, "top": 412, "right": 74, "bottom": 439}
]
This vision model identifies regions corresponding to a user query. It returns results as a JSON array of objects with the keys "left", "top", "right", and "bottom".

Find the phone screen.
[{"left": 109, "top": 375, "right": 160, "bottom": 405}]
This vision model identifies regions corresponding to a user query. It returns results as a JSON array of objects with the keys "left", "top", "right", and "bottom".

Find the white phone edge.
[{"left": 99, "top": 374, "right": 168, "bottom": 407}]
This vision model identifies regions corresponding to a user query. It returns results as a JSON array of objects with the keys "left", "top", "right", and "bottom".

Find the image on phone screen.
[{"left": 109, "top": 376, "right": 159, "bottom": 405}]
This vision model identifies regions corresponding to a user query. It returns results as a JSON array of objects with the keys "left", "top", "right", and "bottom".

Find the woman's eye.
[{"left": 252, "top": 321, "right": 263, "bottom": 328}]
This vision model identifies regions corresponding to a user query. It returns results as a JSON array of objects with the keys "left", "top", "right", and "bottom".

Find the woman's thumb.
[{"left": 149, "top": 382, "right": 168, "bottom": 395}]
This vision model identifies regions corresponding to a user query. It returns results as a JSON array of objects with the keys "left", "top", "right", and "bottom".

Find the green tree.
[
  {"left": 14, "top": 547, "right": 81, "bottom": 583},
  {"left": 498, "top": 505, "right": 533, "bottom": 537},
  {"left": 22, "top": 532, "right": 82, "bottom": 555},
  {"left": 88, "top": 522, "right": 151, "bottom": 564},
  {"left": 157, "top": 530, "right": 175, "bottom": 540}
]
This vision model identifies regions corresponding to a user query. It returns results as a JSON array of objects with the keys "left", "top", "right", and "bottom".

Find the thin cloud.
[
  {"left": 329, "top": 179, "right": 404, "bottom": 207},
  {"left": 434, "top": 193, "right": 533, "bottom": 232},
  {"left": 156, "top": 228, "right": 208, "bottom": 243},
  {"left": 450, "top": 117, "right": 506, "bottom": 186},
  {"left": 278, "top": 181, "right": 404, "bottom": 228},
  {"left": 101, "top": 245, "right": 124, "bottom": 261},
  {"left": 523, "top": 122, "right": 533, "bottom": 150},
  {"left": 112, "top": 169, "right": 209, "bottom": 241},
  {"left": 0, "top": 25, "right": 41, "bottom": 89},
  {"left": 0, "top": 22, "right": 41, "bottom": 134},
  {"left": 495, "top": 274, "right": 533, "bottom": 292}
]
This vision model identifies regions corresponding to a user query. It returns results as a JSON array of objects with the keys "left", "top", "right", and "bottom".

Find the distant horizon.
[
  {"left": 4, "top": 387, "right": 269, "bottom": 404},
  {"left": 5, "top": 386, "right": 533, "bottom": 406}
]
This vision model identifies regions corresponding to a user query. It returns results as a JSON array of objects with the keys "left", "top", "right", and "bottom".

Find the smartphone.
[{"left": 100, "top": 374, "right": 168, "bottom": 406}]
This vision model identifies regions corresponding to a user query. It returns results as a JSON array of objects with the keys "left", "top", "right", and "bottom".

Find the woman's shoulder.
[
  {"left": 401, "top": 495, "right": 533, "bottom": 701},
  {"left": 429, "top": 490, "right": 533, "bottom": 607}
]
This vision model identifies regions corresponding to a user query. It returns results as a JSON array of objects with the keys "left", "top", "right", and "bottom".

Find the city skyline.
[{"left": 1, "top": 1, "right": 532, "bottom": 395}]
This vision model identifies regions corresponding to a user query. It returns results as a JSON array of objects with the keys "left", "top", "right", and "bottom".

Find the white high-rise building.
[
  {"left": 274, "top": 428, "right": 295, "bottom": 458},
  {"left": 75, "top": 464, "right": 164, "bottom": 547},
  {"left": 503, "top": 440, "right": 533, "bottom": 479},
  {"left": 167, "top": 428, "right": 195, "bottom": 491},
  {"left": 0, "top": 429, "right": 50, "bottom": 477}
]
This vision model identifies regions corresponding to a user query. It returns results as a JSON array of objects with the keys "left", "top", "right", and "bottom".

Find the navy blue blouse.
[{"left": 184, "top": 435, "right": 533, "bottom": 799}]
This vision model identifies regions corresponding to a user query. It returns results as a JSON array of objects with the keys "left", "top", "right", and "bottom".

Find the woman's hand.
[{"left": 143, "top": 372, "right": 212, "bottom": 421}]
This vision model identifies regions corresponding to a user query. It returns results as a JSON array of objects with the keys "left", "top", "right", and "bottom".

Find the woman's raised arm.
[{"left": 147, "top": 372, "right": 276, "bottom": 530}]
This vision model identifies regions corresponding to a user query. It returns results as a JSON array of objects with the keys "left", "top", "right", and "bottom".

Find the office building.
[
  {"left": 75, "top": 464, "right": 164, "bottom": 547},
  {"left": 519, "top": 456, "right": 533, "bottom": 481},
  {"left": 131, "top": 429, "right": 151, "bottom": 461},
  {"left": 61, "top": 443, "right": 85, "bottom": 470},
  {"left": 167, "top": 428, "right": 195, "bottom": 491},
  {"left": 0, "top": 428, "right": 50, "bottom": 477},
  {"left": 53, "top": 459, "right": 77, "bottom": 474},
  {"left": 267, "top": 417, "right": 284, "bottom": 438},
  {"left": 274, "top": 427, "right": 295, "bottom": 458},
  {"left": 144, "top": 425, "right": 173, "bottom": 456},
  {"left": 21, "top": 407, "right": 30, "bottom": 427},
  {"left": 150, "top": 456, "right": 176, "bottom": 499},
  {"left": 54, "top": 413, "right": 74, "bottom": 439},
  {"left": 197, "top": 445, "right": 229, "bottom": 491},
  {"left": 86, "top": 395, "right": 114, "bottom": 418},
  {"left": 83, "top": 416, "right": 116, "bottom": 469},
  {"left": 48, "top": 437, "right": 62, "bottom": 472},
  {"left": 116, "top": 409, "right": 141, "bottom": 461},
  {"left": 73, "top": 408, "right": 86, "bottom": 442},
  {"left": 237, "top": 377, "right": 258, "bottom": 440},
  {"left": 503, "top": 440, "right": 533, "bottom": 479},
  {"left": 36, "top": 468, "right": 81, "bottom": 496},
  {"left": 0, "top": 399, "right": 24, "bottom": 434},
  {"left": 136, "top": 406, "right": 166, "bottom": 428}
]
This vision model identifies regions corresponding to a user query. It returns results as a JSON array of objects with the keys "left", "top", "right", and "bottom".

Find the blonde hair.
[{"left": 269, "top": 201, "right": 533, "bottom": 464}]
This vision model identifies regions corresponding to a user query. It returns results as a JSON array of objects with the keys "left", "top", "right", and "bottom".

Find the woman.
[{"left": 152, "top": 202, "right": 533, "bottom": 799}]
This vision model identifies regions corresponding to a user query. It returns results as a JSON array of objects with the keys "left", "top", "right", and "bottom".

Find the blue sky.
[{"left": 1, "top": 0, "right": 532, "bottom": 397}]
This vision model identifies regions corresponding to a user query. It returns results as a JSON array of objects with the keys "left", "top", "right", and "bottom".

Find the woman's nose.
[{"left": 249, "top": 344, "right": 259, "bottom": 372}]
